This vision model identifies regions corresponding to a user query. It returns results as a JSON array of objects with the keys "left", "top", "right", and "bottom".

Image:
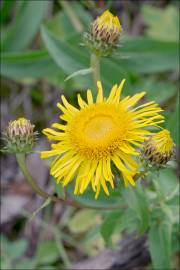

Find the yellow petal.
[
  {"left": 41, "top": 149, "right": 64, "bottom": 158},
  {"left": 114, "top": 79, "right": 125, "bottom": 102},
  {"left": 52, "top": 123, "right": 66, "bottom": 131},
  {"left": 77, "top": 94, "right": 87, "bottom": 108},
  {"left": 101, "top": 176, "right": 109, "bottom": 195},
  {"left": 122, "top": 172, "right": 136, "bottom": 187},
  {"left": 107, "top": 84, "right": 118, "bottom": 103},
  {"left": 96, "top": 81, "right": 103, "bottom": 103},
  {"left": 125, "top": 92, "right": 146, "bottom": 108},
  {"left": 61, "top": 95, "right": 79, "bottom": 113},
  {"left": 63, "top": 158, "right": 82, "bottom": 186},
  {"left": 95, "top": 181, "right": 101, "bottom": 199},
  {"left": 87, "top": 89, "right": 93, "bottom": 105}
]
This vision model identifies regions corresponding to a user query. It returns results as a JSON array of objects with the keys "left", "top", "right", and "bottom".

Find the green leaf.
[
  {"left": 157, "top": 169, "right": 179, "bottom": 198},
  {"left": 36, "top": 240, "right": 59, "bottom": 265},
  {"left": 165, "top": 97, "right": 179, "bottom": 145},
  {"left": 68, "top": 209, "right": 97, "bottom": 234},
  {"left": 1, "top": 50, "right": 61, "bottom": 79},
  {"left": 45, "top": 11, "right": 74, "bottom": 41},
  {"left": 67, "top": 183, "right": 124, "bottom": 210},
  {"left": 44, "top": 2, "right": 92, "bottom": 40},
  {"left": 67, "top": 1, "right": 92, "bottom": 27},
  {"left": 116, "top": 36, "right": 178, "bottom": 73},
  {"left": 65, "top": 67, "right": 93, "bottom": 81},
  {"left": 14, "top": 259, "right": 36, "bottom": 270},
  {"left": 142, "top": 5, "right": 179, "bottom": 42},
  {"left": 2, "top": 238, "right": 28, "bottom": 260},
  {"left": 123, "top": 183, "right": 149, "bottom": 233},
  {"left": 0, "top": 0, "right": 14, "bottom": 24},
  {"left": 41, "top": 26, "right": 88, "bottom": 74},
  {"left": 132, "top": 78, "right": 177, "bottom": 104},
  {"left": 2, "top": 1, "right": 49, "bottom": 51},
  {"left": 116, "top": 208, "right": 139, "bottom": 233},
  {"left": 172, "top": 224, "right": 180, "bottom": 253},
  {"left": 149, "top": 222, "right": 172, "bottom": 270},
  {"left": 100, "top": 210, "right": 123, "bottom": 244},
  {"left": 101, "top": 57, "right": 129, "bottom": 91}
]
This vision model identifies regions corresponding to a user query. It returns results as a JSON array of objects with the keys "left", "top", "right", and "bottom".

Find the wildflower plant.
[{"left": 2, "top": 5, "right": 179, "bottom": 270}]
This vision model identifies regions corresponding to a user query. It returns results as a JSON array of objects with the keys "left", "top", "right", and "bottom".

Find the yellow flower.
[
  {"left": 143, "top": 129, "right": 174, "bottom": 165},
  {"left": 91, "top": 10, "right": 122, "bottom": 44},
  {"left": 41, "top": 80, "right": 164, "bottom": 198}
]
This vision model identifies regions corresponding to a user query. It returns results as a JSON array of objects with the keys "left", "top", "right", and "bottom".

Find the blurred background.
[{"left": 1, "top": 0, "right": 179, "bottom": 269}]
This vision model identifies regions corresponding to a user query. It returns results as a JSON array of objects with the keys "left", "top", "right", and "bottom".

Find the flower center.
[
  {"left": 68, "top": 104, "right": 128, "bottom": 159},
  {"left": 84, "top": 115, "right": 115, "bottom": 141}
]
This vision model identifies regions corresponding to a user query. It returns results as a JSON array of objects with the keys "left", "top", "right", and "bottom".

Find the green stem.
[
  {"left": 60, "top": 0, "right": 83, "bottom": 33},
  {"left": 91, "top": 53, "right": 100, "bottom": 90},
  {"left": 16, "top": 154, "right": 50, "bottom": 199}
]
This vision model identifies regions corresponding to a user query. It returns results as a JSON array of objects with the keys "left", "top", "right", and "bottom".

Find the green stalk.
[
  {"left": 16, "top": 153, "right": 50, "bottom": 199},
  {"left": 91, "top": 53, "right": 100, "bottom": 90}
]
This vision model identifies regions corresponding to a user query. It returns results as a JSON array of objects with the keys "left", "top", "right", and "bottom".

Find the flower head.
[
  {"left": 83, "top": 10, "right": 122, "bottom": 57},
  {"left": 142, "top": 129, "right": 174, "bottom": 165},
  {"left": 41, "top": 80, "right": 164, "bottom": 198},
  {"left": 3, "top": 118, "right": 37, "bottom": 153},
  {"left": 91, "top": 10, "right": 121, "bottom": 44}
]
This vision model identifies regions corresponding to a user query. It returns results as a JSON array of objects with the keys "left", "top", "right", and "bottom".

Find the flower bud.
[
  {"left": 142, "top": 129, "right": 175, "bottom": 166},
  {"left": 83, "top": 10, "right": 122, "bottom": 57},
  {"left": 92, "top": 10, "right": 121, "bottom": 44},
  {"left": 2, "top": 118, "right": 37, "bottom": 153}
]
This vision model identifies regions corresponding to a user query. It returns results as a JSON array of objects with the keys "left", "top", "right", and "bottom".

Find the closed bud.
[
  {"left": 83, "top": 10, "right": 122, "bottom": 57},
  {"left": 142, "top": 129, "right": 175, "bottom": 166},
  {"left": 2, "top": 118, "right": 37, "bottom": 153},
  {"left": 91, "top": 10, "right": 121, "bottom": 44}
]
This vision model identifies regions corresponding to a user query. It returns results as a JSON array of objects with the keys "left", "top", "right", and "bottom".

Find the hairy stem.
[
  {"left": 91, "top": 53, "right": 100, "bottom": 90},
  {"left": 16, "top": 154, "right": 50, "bottom": 199}
]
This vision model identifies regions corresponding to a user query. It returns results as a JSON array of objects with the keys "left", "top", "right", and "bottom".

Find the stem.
[
  {"left": 16, "top": 154, "right": 49, "bottom": 199},
  {"left": 91, "top": 53, "right": 100, "bottom": 90},
  {"left": 60, "top": 0, "right": 83, "bottom": 33}
]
